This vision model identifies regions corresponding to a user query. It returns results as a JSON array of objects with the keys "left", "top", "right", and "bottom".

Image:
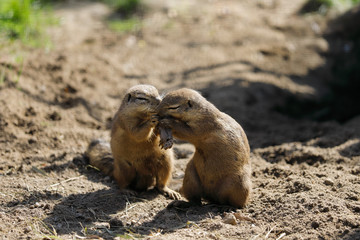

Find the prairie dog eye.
[
  {"left": 136, "top": 97, "right": 149, "bottom": 101},
  {"left": 134, "top": 93, "right": 150, "bottom": 101},
  {"left": 167, "top": 106, "right": 180, "bottom": 110},
  {"left": 135, "top": 97, "right": 150, "bottom": 103}
]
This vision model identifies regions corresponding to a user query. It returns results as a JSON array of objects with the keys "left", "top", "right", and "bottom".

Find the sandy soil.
[{"left": 0, "top": 0, "right": 359, "bottom": 239}]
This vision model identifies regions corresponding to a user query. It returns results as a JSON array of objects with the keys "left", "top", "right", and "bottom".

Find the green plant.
[
  {"left": 0, "top": 0, "right": 56, "bottom": 46},
  {"left": 103, "top": 0, "right": 143, "bottom": 34},
  {"left": 0, "top": 69, "right": 5, "bottom": 86},
  {"left": 300, "top": 0, "right": 360, "bottom": 14},
  {"left": 102, "top": 0, "right": 141, "bottom": 17}
]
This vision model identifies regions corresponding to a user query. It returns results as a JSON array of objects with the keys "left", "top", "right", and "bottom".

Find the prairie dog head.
[
  {"left": 157, "top": 88, "right": 215, "bottom": 122},
  {"left": 121, "top": 85, "right": 161, "bottom": 115}
]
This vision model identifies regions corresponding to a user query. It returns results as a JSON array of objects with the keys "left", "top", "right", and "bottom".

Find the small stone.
[
  {"left": 324, "top": 178, "right": 334, "bottom": 186},
  {"left": 28, "top": 138, "right": 37, "bottom": 144},
  {"left": 17, "top": 216, "right": 25, "bottom": 222},
  {"left": 233, "top": 212, "right": 256, "bottom": 223},
  {"left": 223, "top": 213, "right": 237, "bottom": 225},
  {"left": 23, "top": 226, "right": 31, "bottom": 234},
  {"left": 347, "top": 195, "right": 359, "bottom": 201},
  {"left": 208, "top": 233, "right": 217, "bottom": 239},
  {"left": 321, "top": 207, "right": 330, "bottom": 212},
  {"left": 311, "top": 221, "right": 320, "bottom": 229}
]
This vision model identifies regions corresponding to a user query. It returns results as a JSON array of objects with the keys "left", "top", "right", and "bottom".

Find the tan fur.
[
  {"left": 85, "top": 139, "right": 113, "bottom": 176},
  {"left": 86, "top": 85, "right": 180, "bottom": 199},
  {"left": 157, "top": 88, "right": 251, "bottom": 207}
]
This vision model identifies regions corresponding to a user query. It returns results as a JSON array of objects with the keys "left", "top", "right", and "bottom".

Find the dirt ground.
[{"left": 0, "top": 0, "right": 359, "bottom": 239}]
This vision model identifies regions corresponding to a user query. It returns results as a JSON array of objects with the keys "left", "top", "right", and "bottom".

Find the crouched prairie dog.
[
  {"left": 86, "top": 84, "right": 180, "bottom": 200},
  {"left": 156, "top": 88, "right": 251, "bottom": 207}
]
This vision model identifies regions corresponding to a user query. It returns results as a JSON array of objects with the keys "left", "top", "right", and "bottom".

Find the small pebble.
[
  {"left": 28, "top": 139, "right": 37, "bottom": 144},
  {"left": 311, "top": 221, "right": 320, "bottom": 229},
  {"left": 324, "top": 178, "right": 334, "bottom": 186},
  {"left": 223, "top": 213, "right": 237, "bottom": 225},
  {"left": 354, "top": 206, "right": 360, "bottom": 213},
  {"left": 321, "top": 207, "right": 330, "bottom": 212},
  {"left": 23, "top": 226, "right": 31, "bottom": 233}
]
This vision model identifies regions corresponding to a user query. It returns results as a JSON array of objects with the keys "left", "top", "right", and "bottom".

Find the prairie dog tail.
[{"left": 85, "top": 139, "right": 114, "bottom": 176}]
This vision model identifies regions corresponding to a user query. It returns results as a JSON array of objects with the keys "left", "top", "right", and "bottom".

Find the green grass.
[
  {"left": 0, "top": 69, "right": 5, "bottom": 86},
  {"left": 0, "top": 0, "right": 57, "bottom": 47},
  {"left": 0, "top": 0, "right": 143, "bottom": 44},
  {"left": 102, "top": 0, "right": 143, "bottom": 34},
  {"left": 108, "top": 17, "right": 141, "bottom": 33}
]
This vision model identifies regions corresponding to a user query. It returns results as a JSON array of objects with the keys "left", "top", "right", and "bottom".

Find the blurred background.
[{"left": 1, "top": 0, "right": 359, "bottom": 125}]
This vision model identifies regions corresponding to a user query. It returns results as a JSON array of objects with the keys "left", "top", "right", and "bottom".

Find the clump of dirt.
[{"left": 0, "top": 0, "right": 359, "bottom": 239}]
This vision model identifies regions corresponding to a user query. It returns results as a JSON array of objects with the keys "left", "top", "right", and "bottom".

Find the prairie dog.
[
  {"left": 86, "top": 85, "right": 180, "bottom": 199},
  {"left": 156, "top": 88, "right": 251, "bottom": 207}
]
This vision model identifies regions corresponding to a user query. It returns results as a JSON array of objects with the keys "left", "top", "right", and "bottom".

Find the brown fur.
[
  {"left": 157, "top": 88, "right": 251, "bottom": 207},
  {"left": 86, "top": 85, "right": 180, "bottom": 199},
  {"left": 85, "top": 139, "right": 113, "bottom": 176}
]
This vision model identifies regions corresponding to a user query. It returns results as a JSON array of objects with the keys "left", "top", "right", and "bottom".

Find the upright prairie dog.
[
  {"left": 156, "top": 88, "right": 251, "bottom": 207},
  {"left": 86, "top": 85, "right": 180, "bottom": 199}
]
